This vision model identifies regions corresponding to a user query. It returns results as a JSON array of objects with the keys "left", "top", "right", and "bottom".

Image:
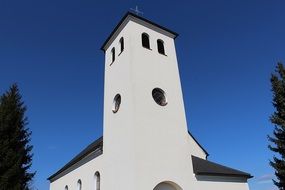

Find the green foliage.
[
  {"left": 269, "top": 63, "right": 285, "bottom": 190},
  {"left": 0, "top": 84, "right": 35, "bottom": 190}
]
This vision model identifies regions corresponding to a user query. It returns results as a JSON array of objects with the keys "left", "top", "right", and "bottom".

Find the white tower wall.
[
  {"left": 103, "top": 23, "right": 136, "bottom": 190},
  {"left": 103, "top": 19, "right": 203, "bottom": 190}
]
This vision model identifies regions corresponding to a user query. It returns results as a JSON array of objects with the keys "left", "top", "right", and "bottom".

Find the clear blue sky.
[{"left": 1, "top": 0, "right": 284, "bottom": 189}]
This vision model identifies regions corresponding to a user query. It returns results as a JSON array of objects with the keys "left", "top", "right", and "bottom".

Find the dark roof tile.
[{"left": 192, "top": 155, "right": 252, "bottom": 179}]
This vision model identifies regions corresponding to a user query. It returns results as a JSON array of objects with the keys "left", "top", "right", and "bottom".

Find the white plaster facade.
[{"left": 49, "top": 13, "right": 251, "bottom": 190}]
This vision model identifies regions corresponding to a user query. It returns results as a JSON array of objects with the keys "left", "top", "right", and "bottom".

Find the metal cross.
[{"left": 130, "top": 6, "right": 143, "bottom": 16}]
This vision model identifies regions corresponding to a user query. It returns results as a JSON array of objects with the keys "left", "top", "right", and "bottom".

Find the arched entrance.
[{"left": 153, "top": 181, "right": 182, "bottom": 190}]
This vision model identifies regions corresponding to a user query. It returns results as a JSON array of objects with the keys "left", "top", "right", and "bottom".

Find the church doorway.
[{"left": 153, "top": 181, "right": 182, "bottom": 190}]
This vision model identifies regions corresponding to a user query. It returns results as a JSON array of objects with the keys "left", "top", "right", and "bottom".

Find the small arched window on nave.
[
  {"left": 77, "top": 179, "right": 82, "bottom": 190},
  {"left": 94, "top": 171, "right": 100, "bottom": 190},
  {"left": 142, "top": 33, "right": 150, "bottom": 49}
]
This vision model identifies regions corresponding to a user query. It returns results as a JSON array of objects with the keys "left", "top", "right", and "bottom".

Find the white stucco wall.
[
  {"left": 102, "top": 17, "right": 205, "bottom": 190},
  {"left": 197, "top": 181, "right": 249, "bottom": 190}
]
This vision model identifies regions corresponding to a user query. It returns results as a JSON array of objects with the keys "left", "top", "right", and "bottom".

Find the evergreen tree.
[
  {"left": 0, "top": 84, "right": 35, "bottom": 190},
  {"left": 269, "top": 63, "right": 285, "bottom": 190}
]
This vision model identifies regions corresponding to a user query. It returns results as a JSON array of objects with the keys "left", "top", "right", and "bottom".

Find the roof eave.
[
  {"left": 47, "top": 137, "right": 103, "bottom": 181},
  {"left": 195, "top": 172, "right": 253, "bottom": 179}
]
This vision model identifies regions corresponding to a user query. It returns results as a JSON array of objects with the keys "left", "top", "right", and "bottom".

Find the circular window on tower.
[
  {"left": 112, "top": 94, "right": 121, "bottom": 113},
  {"left": 152, "top": 88, "right": 167, "bottom": 106}
]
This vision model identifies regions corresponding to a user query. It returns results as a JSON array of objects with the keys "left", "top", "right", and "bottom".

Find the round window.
[
  {"left": 152, "top": 88, "right": 167, "bottom": 106},
  {"left": 112, "top": 94, "right": 121, "bottom": 113}
]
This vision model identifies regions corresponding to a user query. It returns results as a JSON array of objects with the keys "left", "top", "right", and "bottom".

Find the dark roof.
[
  {"left": 100, "top": 12, "right": 178, "bottom": 51},
  {"left": 48, "top": 136, "right": 103, "bottom": 181},
  {"left": 192, "top": 155, "right": 252, "bottom": 179},
  {"left": 188, "top": 131, "right": 209, "bottom": 157}
]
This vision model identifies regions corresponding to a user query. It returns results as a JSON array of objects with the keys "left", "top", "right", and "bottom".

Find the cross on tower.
[{"left": 130, "top": 6, "right": 143, "bottom": 16}]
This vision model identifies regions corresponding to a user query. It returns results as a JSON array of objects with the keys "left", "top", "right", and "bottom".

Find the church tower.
[
  {"left": 101, "top": 12, "right": 206, "bottom": 190},
  {"left": 48, "top": 12, "right": 251, "bottom": 190}
]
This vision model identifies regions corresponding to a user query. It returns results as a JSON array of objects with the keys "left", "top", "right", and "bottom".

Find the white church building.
[{"left": 48, "top": 12, "right": 252, "bottom": 190}]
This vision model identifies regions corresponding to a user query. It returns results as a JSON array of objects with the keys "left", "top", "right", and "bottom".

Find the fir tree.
[
  {"left": 269, "top": 63, "right": 285, "bottom": 190},
  {"left": 0, "top": 84, "right": 35, "bottom": 190}
]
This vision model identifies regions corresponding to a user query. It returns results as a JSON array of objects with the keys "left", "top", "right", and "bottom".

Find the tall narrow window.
[
  {"left": 119, "top": 37, "right": 124, "bottom": 53},
  {"left": 65, "top": 185, "right": 68, "bottom": 190},
  {"left": 157, "top": 39, "right": 165, "bottom": 55},
  {"left": 111, "top": 47, "right": 115, "bottom": 63},
  {"left": 94, "top": 172, "right": 100, "bottom": 190},
  {"left": 142, "top": 33, "right": 150, "bottom": 49},
  {"left": 112, "top": 94, "right": 121, "bottom": 113},
  {"left": 77, "top": 179, "right": 82, "bottom": 190}
]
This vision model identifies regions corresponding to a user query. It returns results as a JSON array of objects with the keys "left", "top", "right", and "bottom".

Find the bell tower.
[{"left": 101, "top": 12, "right": 206, "bottom": 190}]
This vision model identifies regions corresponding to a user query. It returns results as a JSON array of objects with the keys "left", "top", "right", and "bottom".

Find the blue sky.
[{"left": 1, "top": 0, "right": 284, "bottom": 189}]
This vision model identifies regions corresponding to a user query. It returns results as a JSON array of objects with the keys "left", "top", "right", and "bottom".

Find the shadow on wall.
[{"left": 195, "top": 175, "right": 248, "bottom": 183}]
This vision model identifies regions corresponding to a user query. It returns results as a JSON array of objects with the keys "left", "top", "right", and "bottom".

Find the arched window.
[
  {"left": 153, "top": 181, "right": 182, "bottom": 190},
  {"left": 64, "top": 185, "right": 68, "bottom": 190},
  {"left": 157, "top": 39, "right": 165, "bottom": 55},
  {"left": 119, "top": 37, "right": 124, "bottom": 53},
  {"left": 142, "top": 33, "right": 150, "bottom": 49},
  {"left": 94, "top": 172, "right": 100, "bottom": 190},
  {"left": 77, "top": 179, "right": 82, "bottom": 190},
  {"left": 111, "top": 47, "right": 115, "bottom": 63},
  {"left": 112, "top": 94, "right": 121, "bottom": 113}
]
